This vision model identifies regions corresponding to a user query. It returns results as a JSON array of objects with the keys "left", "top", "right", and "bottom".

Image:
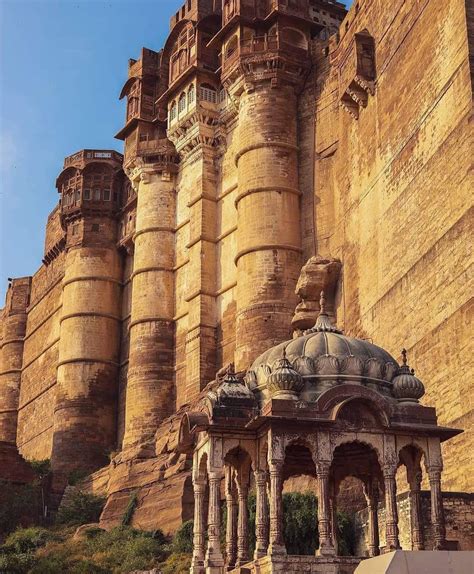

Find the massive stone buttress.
[
  {"left": 218, "top": 1, "right": 329, "bottom": 369},
  {"left": 51, "top": 150, "right": 124, "bottom": 485},
  {"left": 0, "top": 277, "right": 32, "bottom": 444},
  {"left": 123, "top": 159, "right": 178, "bottom": 448}
]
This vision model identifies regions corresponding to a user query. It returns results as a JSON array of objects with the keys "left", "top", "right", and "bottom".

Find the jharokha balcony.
[{"left": 222, "top": 30, "right": 310, "bottom": 79}]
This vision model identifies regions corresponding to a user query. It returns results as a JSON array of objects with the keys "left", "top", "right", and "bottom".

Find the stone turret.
[
  {"left": 51, "top": 150, "right": 124, "bottom": 485},
  {"left": 0, "top": 277, "right": 32, "bottom": 444},
  {"left": 117, "top": 47, "right": 180, "bottom": 449}
]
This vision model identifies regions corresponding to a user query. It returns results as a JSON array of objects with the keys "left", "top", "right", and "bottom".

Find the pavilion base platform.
[
  {"left": 228, "top": 555, "right": 361, "bottom": 574},
  {"left": 354, "top": 551, "right": 473, "bottom": 574}
]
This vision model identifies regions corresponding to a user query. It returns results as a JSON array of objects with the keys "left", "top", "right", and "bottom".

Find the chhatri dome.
[{"left": 246, "top": 292, "right": 414, "bottom": 403}]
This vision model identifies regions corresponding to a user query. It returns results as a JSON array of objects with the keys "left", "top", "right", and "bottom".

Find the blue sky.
[{"left": 0, "top": 0, "right": 351, "bottom": 303}]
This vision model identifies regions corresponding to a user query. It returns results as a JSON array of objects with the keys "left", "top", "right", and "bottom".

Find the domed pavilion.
[{"left": 179, "top": 293, "right": 461, "bottom": 574}]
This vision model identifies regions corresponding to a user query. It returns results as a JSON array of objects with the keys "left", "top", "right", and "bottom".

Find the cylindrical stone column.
[
  {"left": 205, "top": 471, "right": 224, "bottom": 570},
  {"left": 52, "top": 236, "right": 122, "bottom": 482},
  {"left": 236, "top": 482, "right": 249, "bottom": 566},
  {"left": 0, "top": 277, "right": 31, "bottom": 444},
  {"left": 123, "top": 167, "right": 176, "bottom": 448},
  {"left": 254, "top": 470, "right": 269, "bottom": 559},
  {"left": 428, "top": 466, "right": 446, "bottom": 550},
  {"left": 268, "top": 462, "right": 285, "bottom": 556},
  {"left": 235, "top": 84, "right": 302, "bottom": 370},
  {"left": 409, "top": 470, "right": 424, "bottom": 551},
  {"left": 225, "top": 467, "right": 238, "bottom": 568},
  {"left": 363, "top": 480, "right": 380, "bottom": 557},
  {"left": 383, "top": 465, "right": 401, "bottom": 551},
  {"left": 316, "top": 463, "right": 335, "bottom": 556},
  {"left": 191, "top": 478, "right": 206, "bottom": 574}
]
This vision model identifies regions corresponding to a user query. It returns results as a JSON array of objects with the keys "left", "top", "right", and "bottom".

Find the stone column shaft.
[
  {"left": 429, "top": 467, "right": 446, "bottom": 550},
  {"left": 191, "top": 480, "right": 206, "bottom": 574},
  {"left": 236, "top": 482, "right": 249, "bottom": 566},
  {"left": 409, "top": 471, "right": 424, "bottom": 551},
  {"left": 316, "top": 465, "right": 335, "bottom": 556},
  {"left": 123, "top": 167, "right": 176, "bottom": 448},
  {"left": 383, "top": 466, "right": 401, "bottom": 551},
  {"left": 205, "top": 472, "right": 224, "bottom": 571},
  {"left": 225, "top": 468, "right": 238, "bottom": 568},
  {"left": 254, "top": 470, "right": 269, "bottom": 559},
  {"left": 268, "top": 462, "right": 285, "bottom": 556},
  {"left": 363, "top": 481, "right": 380, "bottom": 557}
]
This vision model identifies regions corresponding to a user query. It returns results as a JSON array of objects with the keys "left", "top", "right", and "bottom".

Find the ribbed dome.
[
  {"left": 246, "top": 292, "right": 399, "bottom": 399},
  {"left": 392, "top": 349, "right": 425, "bottom": 403}
]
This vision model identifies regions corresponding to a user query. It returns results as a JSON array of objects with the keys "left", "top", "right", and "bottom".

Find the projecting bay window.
[{"left": 199, "top": 83, "right": 217, "bottom": 104}]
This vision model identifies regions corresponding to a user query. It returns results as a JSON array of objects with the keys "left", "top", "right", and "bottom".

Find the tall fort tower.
[{"left": 0, "top": 0, "right": 472, "bottom": 544}]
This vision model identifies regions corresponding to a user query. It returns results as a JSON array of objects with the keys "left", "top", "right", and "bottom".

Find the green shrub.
[
  {"left": 56, "top": 491, "right": 105, "bottom": 526},
  {"left": 0, "top": 480, "right": 42, "bottom": 535},
  {"left": 28, "top": 459, "right": 51, "bottom": 479},
  {"left": 0, "top": 551, "right": 36, "bottom": 574},
  {"left": 67, "top": 469, "right": 89, "bottom": 486},
  {"left": 172, "top": 520, "right": 193, "bottom": 553},
  {"left": 336, "top": 511, "right": 356, "bottom": 556},
  {"left": 283, "top": 492, "right": 319, "bottom": 555},
  {"left": 3, "top": 527, "right": 58, "bottom": 554},
  {"left": 121, "top": 490, "right": 138, "bottom": 527},
  {"left": 160, "top": 552, "right": 192, "bottom": 574}
]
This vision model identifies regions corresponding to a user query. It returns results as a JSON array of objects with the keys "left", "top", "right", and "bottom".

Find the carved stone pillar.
[
  {"left": 329, "top": 495, "right": 339, "bottom": 555},
  {"left": 191, "top": 479, "right": 207, "bottom": 574},
  {"left": 205, "top": 471, "right": 224, "bottom": 572},
  {"left": 409, "top": 470, "right": 424, "bottom": 551},
  {"left": 316, "top": 463, "right": 335, "bottom": 556},
  {"left": 363, "top": 480, "right": 380, "bottom": 557},
  {"left": 428, "top": 466, "right": 447, "bottom": 550},
  {"left": 383, "top": 465, "right": 400, "bottom": 551},
  {"left": 236, "top": 482, "right": 249, "bottom": 566},
  {"left": 254, "top": 470, "right": 269, "bottom": 559},
  {"left": 268, "top": 462, "right": 285, "bottom": 556},
  {"left": 225, "top": 468, "right": 238, "bottom": 568}
]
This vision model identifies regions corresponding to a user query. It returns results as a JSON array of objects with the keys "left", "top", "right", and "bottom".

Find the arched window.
[
  {"left": 199, "top": 83, "right": 217, "bottom": 104},
  {"left": 188, "top": 84, "right": 195, "bottom": 106},
  {"left": 178, "top": 92, "right": 187, "bottom": 114},
  {"left": 169, "top": 100, "right": 177, "bottom": 122}
]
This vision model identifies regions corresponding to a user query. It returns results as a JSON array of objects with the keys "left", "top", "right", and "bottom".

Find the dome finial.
[
  {"left": 401, "top": 348, "right": 408, "bottom": 366},
  {"left": 306, "top": 291, "right": 342, "bottom": 334},
  {"left": 319, "top": 290, "right": 327, "bottom": 315}
]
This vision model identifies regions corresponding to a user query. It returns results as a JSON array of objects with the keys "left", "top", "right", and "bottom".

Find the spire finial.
[
  {"left": 282, "top": 347, "right": 287, "bottom": 360},
  {"left": 401, "top": 348, "right": 408, "bottom": 366},
  {"left": 319, "top": 290, "right": 327, "bottom": 315}
]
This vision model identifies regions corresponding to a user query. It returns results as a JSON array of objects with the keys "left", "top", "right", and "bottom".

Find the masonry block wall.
[{"left": 0, "top": 0, "right": 472, "bottom": 508}]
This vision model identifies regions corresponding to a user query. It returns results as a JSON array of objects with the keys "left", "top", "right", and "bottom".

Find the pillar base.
[
  {"left": 268, "top": 543, "right": 287, "bottom": 556},
  {"left": 316, "top": 543, "right": 336, "bottom": 557}
]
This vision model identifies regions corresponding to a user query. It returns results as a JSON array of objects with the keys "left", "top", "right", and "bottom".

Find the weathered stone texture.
[
  {"left": 314, "top": 0, "right": 473, "bottom": 492},
  {"left": 0, "top": 0, "right": 471, "bottom": 533}
]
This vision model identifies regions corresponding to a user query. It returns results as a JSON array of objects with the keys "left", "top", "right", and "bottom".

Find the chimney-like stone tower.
[
  {"left": 0, "top": 277, "right": 31, "bottom": 444},
  {"left": 51, "top": 150, "right": 124, "bottom": 483},
  {"left": 117, "top": 49, "right": 180, "bottom": 448},
  {"left": 220, "top": 0, "right": 321, "bottom": 369}
]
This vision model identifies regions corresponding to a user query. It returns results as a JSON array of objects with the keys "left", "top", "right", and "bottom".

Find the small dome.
[
  {"left": 392, "top": 349, "right": 425, "bottom": 403},
  {"left": 266, "top": 351, "right": 304, "bottom": 400},
  {"left": 216, "top": 363, "right": 255, "bottom": 403},
  {"left": 246, "top": 292, "right": 398, "bottom": 400}
]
